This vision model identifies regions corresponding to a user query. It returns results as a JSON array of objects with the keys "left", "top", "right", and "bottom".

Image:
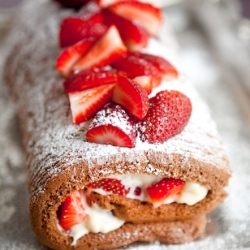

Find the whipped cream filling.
[
  {"left": 69, "top": 192, "right": 124, "bottom": 245},
  {"left": 94, "top": 174, "right": 209, "bottom": 206}
]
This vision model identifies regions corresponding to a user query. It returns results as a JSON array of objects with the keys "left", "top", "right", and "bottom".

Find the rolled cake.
[{"left": 4, "top": 0, "right": 231, "bottom": 249}]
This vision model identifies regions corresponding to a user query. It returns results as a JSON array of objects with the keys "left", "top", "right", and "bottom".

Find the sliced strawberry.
[
  {"left": 54, "top": 0, "right": 89, "bottom": 9},
  {"left": 111, "top": 53, "right": 161, "bottom": 87},
  {"left": 64, "top": 68, "right": 127, "bottom": 93},
  {"left": 146, "top": 178, "right": 185, "bottom": 207},
  {"left": 138, "top": 90, "right": 192, "bottom": 143},
  {"left": 112, "top": 77, "right": 149, "bottom": 120},
  {"left": 68, "top": 83, "right": 115, "bottom": 123},
  {"left": 73, "top": 25, "right": 127, "bottom": 72},
  {"left": 58, "top": 190, "right": 87, "bottom": 230},
  {"left": 102, "top": 9, "right": 149, "bottom": 51},
  {"left": 86, "top": 103, "right": 136, "bottom": 148},
  {"left": 109, "top": 1, "right": 162, "bottom": 36},
  {"left": 132, "top": 52, "right": 178, "bottom": 80},
  {"left": 86, "top": 178, "right": 130, "bottom": 196},
  {"left": 56, "top": 38, "right": 95, "bottom": 77},
  {"left": 59, "top": 17, "right": 107, "bottom": 48},
  {"left": 133, "top": 76, "right": 152, "bottom": 94}
]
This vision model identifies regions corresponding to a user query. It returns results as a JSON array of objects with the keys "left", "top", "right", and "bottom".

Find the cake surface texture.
[{"left": 4, "top": 0, "right": 231, "bottom": 249}]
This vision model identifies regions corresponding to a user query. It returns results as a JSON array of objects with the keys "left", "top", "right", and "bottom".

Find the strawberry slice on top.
[
  {"left": 109, "top": 1, "right": 163, "bottom": 36},
  {"left": 64, "top": 67, "right": 127, "bottom": 93},
  {"left": 102, "top": 9, "right": 149, "bottom": 51},
  {"left": 133, "top": 76, "right": 152, "bottom": 95},
  {"left": 146, "top": 178, "right": 185, "bottom": 208},
  {"left": 138, "top": 90, "right": 192, "bottom": 143},
  {"left": 86, "top": 178, "right": 130, "bottom": 196},
  {"left": 112, "top": 77, "right": 149, "bottom": 120},
  {"left": 68, "top": 83, "right": 115, "bottom": 124},
  {"left": 111, "top": 53, "right": 162, "bottom": 88},
  {"left": 56, "top": 38, "right": 95, "bottom": 77},
  {"left": 58, "top": 190, "right": 87, "bottom": 230},
  {"left": 73, "top": 25, "right": 127, "bottom": 72},
  {"left": 59, "top": 17, "right": 107, "bottom": 48},
  {"left": 132, "top": 52, "right": 179, "bottom": 80},
  {"left": 86, "top": 103, "right": 136, "bottom": 148}
]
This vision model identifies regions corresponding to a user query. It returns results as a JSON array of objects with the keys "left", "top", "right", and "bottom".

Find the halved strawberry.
[
  {"left": 56, "top": 38, "right": 95, "bottom": 77},
  {"left": 59, "top": 17, "right": 107, "bottom": 48},
  {"left": 86, "top": 103, "right": 136, "bottom": 148},
  {"left": 73, "top": 25, "right": 127, "bottom": 72},
  {"left": 86, "top": 178, "right": 130, "bottom": 196},
  {"left": 58, "top": 190, "right": 87, "bottom": 230},
  {"left": 112, "top": 77, "right": 149, "bottom": 120},
  {"left": 111, "top": 53, "right": 162, "bottom": 87},
  {"left": 68, "top": 83, "right": 115, "bottom": 123},
  {"left": 132, "top": 52, "right": 178, "bottom": 80},
  {"left": 133, "top": 76, "right": 152, "bottom": 94},
  {"left": 64, "top": 68, "right": 127, "bottom": 93},
  {"left": 138, "top": 90, "right": 192, "bottom": 143},
  {"left": 109, "top": 1, "right": 162, "bottom": 36},
  {"left": 146, "top": 178, "right": 185, "bottom": 207},
  {"left": 102, "top": 9, "right": 149, "bottom": 51}
]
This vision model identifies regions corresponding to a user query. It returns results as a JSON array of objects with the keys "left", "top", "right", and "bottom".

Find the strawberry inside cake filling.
[{"left": 57, "top": 175, "right": 208, "bottom": 245}]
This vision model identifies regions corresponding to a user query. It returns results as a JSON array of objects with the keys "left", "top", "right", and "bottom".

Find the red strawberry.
[
  {"left": 68, "top": 83, "right": 115, "bottom": 123},
  {"left": 56, "top": 38, "right": 95, "bottom": 77},
  {"left": 59, "top": 17, "right": 107, "bottom": 48},
  {"left": 132, "top": 52, "right": 178, "bottom": 81},
  {"left": 102, "top": 9, "right": 149, "bottom": 51},
  {"left": 64, "top": 68, "right": 127, "bottom": 93},
  {"left": 138, "top": 90, "right": 192, "bottom": 143},
  {"left": 109, "top": 1, "right": 162, "bottom": 36},
  {"left": 86, "top": 178, "right": 130, "bottom": 196},
  {"left": 86, "top": 103, "right": 136, "bottom": 148},
  {"left": 58, "top": 190, "right": 87, "bottom": 230},
  {"left": 133, "top": 76, "right": 152, "bottom": 94},
  {"left": 111, "top": 53, "right": 161, "bottom": 87},
  {"left": 54, "top": 0, "right": 89, "bottom": 9},
  {"left": 73, "top": 25, "right": 127, "bottom": 72},
  {"left": 112, "top": 77, "right": 149, "bottom": 120},
  {"left": 146, "top": 178, "right": 185, "bottom": 207}
]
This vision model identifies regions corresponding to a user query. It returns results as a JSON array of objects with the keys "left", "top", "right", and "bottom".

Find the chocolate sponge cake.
[{"left": 4, "top": 0, "right": 231, "bottom": 249}]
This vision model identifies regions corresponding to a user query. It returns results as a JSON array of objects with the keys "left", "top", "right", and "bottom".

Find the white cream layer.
[
  {"left": 70, "top": 192, "right": 124, "bottom": 245},
  {"left": 95, "top": 174, "right": 209, "bottom": 206}
]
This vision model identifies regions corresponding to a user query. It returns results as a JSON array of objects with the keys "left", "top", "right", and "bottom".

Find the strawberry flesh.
[
  {"left": 59, "top": 17, "right": 107, "bottom": 48},
  {"left": 56, "top": 38, "right": 95, "bottom": 77},
  {"left": 58, "top": 190, "right": 87, "bottom": 230},
  {"left": 111, "top": 53, "right": 162, "bottom": 87},
  {"left": 102, "top": 9, "right": 149, "bottom": 51},
  {"left": 132, "top": 52, "right": 178, "bottom": 80},
  {"left": 112, "top": 77, "right": 149, "bottom": 120},
  {"left": 146, "top": 178, "right": 185, "bottom": 207},
  {"left": 138, "top": 90, "right": 192, "bottom": 143},
  {"left": 109, "top": 1, "right": 162, "bottom": 36},
  {"left": 78, "top": 1, "right": 102, "bottom": 22},
  {"left": 97, "top": 0, "right": 123, "bottom": 7},
  {"left": 68, "top": 83, "right": 115, "bottom": 123},
  {"left": 86, "top": 103, "right": 136, "bottom": 148},
  {"left": 133, "top": 76, "right": 152, "bottom": 94},
  {"left": 64, "top": 67, "right": 127, "bottom": 93},
  {"left": 73, "top": 25, "right": 127, "bottom": 72},
  {"left": 86, "top": 178, "right": 130, "bottom": 196}
]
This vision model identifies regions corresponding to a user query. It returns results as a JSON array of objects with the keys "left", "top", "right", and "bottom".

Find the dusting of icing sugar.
[{"left": 4, "top": 0, "right": 229, "bottom": 199}]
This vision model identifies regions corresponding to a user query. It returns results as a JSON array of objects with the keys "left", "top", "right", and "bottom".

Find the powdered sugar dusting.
[{"left": 4, "top": 0, "right": 229, "bottom": 200}]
